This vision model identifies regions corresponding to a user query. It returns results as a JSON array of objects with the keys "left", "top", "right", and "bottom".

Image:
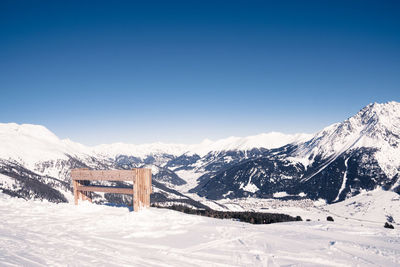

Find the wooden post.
[
  {"left": 133, "top": 169, "right": 139, "bottom": 212},
  {"left": 76, "top": 180, "right": 83, "bottom": 201},
  {"left": 144, "top": 171, "right": 146, "bottom": 206},
  {"left": 146, "top": 169, "right": 151, "bottom": 207},
  {"left": 138, "top": 169, "right": 143, "bottom": 209},
  {"left": 73, "top": 180, "right": 79, "bottom": 205},
  {"left": 143, "top": 170, "right": 145, "bottom": 207}
]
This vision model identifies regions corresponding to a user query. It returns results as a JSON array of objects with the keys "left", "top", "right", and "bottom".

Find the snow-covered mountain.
[
  {"left": 0, "top": 122, "right": 311, "bottom": 163},
  {"left": 92, "top": 132, "right": 312, "bottom": 158},
  {"left": 293, "top": 101, "right": 400, "bottom": 178},
  {"left": 1, "top": 101, "right": 399, "bottom": 206},
  {"left": 0, "top": 123, "right": 90, "bottom": 166},
  {"left": 0, "top": 122, "right": 311, "bottom": 204},
  {"left": 193, "top": 101, "right": 400, "bottom": 202}
]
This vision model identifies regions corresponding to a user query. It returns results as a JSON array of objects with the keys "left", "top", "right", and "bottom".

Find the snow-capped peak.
[
  {"left": 186, "top": 132, "right": 313, "bottom": 156},
  {"left": 92, "top": 142, "right": 191, "bottom": 158},
  {"left": 0, "top": 123, "right": 60, "bottom": 143},
  {"left": 0, "top": 123, "right": 91, "bottom": 169},
  {"left": 0, "top": 122, "right": 312, "bottom": 162},
  {"left": 92, "top": 132, "right": 312, "bottom": 158},
  {"left": 294, "top": 101, "right": 400, "bottom": 177}
]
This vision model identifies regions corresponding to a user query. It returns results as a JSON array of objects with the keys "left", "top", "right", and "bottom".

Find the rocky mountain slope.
[{"left": 193, "top": 102, "right": 400, "bottom": 203}]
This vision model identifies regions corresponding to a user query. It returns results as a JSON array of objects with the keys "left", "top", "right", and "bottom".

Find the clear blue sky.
[{"left": 1, "top": 1, "right": 399, "bottom": 145}]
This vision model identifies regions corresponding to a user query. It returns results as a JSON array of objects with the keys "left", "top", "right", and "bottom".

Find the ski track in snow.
[
  {"left": 1, "top": 194, "right": 399, "bottom": 266},
  {"left": 334, "top": 157, "right": 349, "bottom": 202}
]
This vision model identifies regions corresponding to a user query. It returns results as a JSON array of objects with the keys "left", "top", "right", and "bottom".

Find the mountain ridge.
[
  {"left": 1, "top": 101, "right": 399, "bottom": 207},
  {"left": 193, "top": 101, "right": 400, "bottom": 202},
  {"left": 0, "top": 122, "right": 312, "bottom": 160}
]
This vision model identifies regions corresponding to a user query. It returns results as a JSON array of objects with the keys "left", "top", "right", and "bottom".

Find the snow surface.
[
  {"left": 240, "top": 182, "right": 259, "bottom": 193},
  {"left": 174, "top": 169, "right": 205, "bottom": 192},
  {"left": 1, "top": 193, "right": 399, "bottom": 266},
  {"left": 273, "top": 192, "right": 289, "bottom": 198},
  {"left": 326, "top": 188, "right": 400, "bottom": 224},
  {"left": 0, "top": 173, "right": 17, "bottom": 189},
  {"left": 239, "top": 167, "right": 260, "bottom": 193},
  {"left": 215, "top": 188, "right": 400, "bottom": 237},
  {"left": 334, "top": 157, "right": 349, "bottom": 202}
]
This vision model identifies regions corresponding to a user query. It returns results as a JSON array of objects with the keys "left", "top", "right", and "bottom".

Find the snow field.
[{"left": 1, "top": 194, "right": 399, "bottom": 266}]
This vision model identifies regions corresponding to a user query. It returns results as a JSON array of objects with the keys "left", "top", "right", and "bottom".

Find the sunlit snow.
[{"left": 0, "top": 193, "right": 399, "bottom": 266}]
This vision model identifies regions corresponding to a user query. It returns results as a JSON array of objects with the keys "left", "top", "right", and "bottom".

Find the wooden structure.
[{"left": 71, "top": 168, "right": 152, "bottom": 211}]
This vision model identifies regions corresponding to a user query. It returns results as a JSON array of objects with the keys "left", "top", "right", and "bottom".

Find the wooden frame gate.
[{"left": 71, "top": 168, "right": 152, "bottom": 211}]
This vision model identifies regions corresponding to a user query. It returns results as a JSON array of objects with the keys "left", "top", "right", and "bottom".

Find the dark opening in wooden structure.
[{"left": 71, "top": 168, "right": 152, "bottom": 211}]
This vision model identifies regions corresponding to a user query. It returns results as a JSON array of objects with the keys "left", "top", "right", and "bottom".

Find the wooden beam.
[
  {"left": 71, "top": 169, "right": 136, "bottom": 181},
  {"left": 76, "top": 185, "right": 133, "bottom": 195}
]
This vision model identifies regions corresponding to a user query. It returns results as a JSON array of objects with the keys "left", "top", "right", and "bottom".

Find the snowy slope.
[
  {"left": 325, "top": 188, "right": 400, "bottom": 224},
  {"left": 214, "top": 187, "right": 400, "bottom": 226},
  {"left": 1, "top": 193, "right": 399, "bottom": 266}
]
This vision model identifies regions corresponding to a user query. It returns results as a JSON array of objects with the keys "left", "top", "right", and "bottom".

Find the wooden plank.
[
  {"left": 71, "top": 169, "right": 136, "bottom": 181},
  {"left": 76, "top": 185, "right": 133, "bottom": 194}
]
